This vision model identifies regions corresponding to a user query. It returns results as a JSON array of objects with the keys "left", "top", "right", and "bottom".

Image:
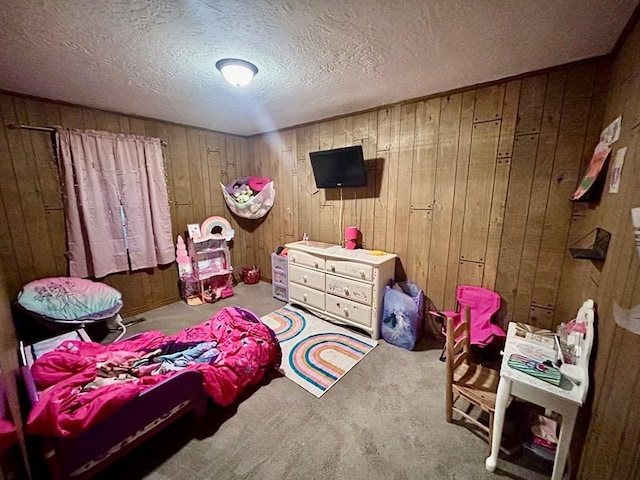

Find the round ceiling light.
[{"left": 215, "top": 58, "right": 258, "bottom": 87}]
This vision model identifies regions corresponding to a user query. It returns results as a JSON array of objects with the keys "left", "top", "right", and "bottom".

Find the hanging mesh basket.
[{"left": 220, "top": 181, "right": 275, "bottom": 219}]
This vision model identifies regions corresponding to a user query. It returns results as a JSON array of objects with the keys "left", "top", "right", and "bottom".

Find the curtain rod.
[{"left": 6, "top": 124, "right": 168, "bottom": 147}]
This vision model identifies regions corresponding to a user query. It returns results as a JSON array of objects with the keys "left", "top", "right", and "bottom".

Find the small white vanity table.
[{"left": 486, "top": 299, "right": 595, "bottom": 480}]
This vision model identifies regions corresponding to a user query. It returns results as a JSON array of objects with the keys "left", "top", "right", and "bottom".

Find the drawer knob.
[
  {"left": 360, "top": 270, "right": 365, "bottom": 278},
  {"left": 303, "top": 275, "right": 308, "bottom": 283},
  {"left": 343, "top": 287, "right": 349, "bottom": 296},
  {"left": 292, "top": 256, "right": 297, "bottom": 263},
  {"left": 343, "top": 308, "right": 349, "bottom": 317},
  {"left": 303, "top": 294, "right": 307, "bottom": 301},
  {"left": 314, "top": 261, "right": 319, "bottom": 268},
  {"left": 330, "top": 265, "right": 336, "bottom": 272}
]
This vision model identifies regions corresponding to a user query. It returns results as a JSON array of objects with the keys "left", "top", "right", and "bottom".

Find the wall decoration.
[
  {"left": 632, "top": 207, "right": 640, "bottom": 259},
  {"left": 200, "top": 216, "right": 235, "bottom": 241},
  {"left": 600, "top": 115, "right": 622, "bottom": 145},
  {"left": 608, "top": 147, "right": 627, "bottom": 194},
  {"left": 571, "top": 142, "right": 611, "bottom": 201},
  {"left": 186, "top": 223, "right": 201, "bottom": 239}
]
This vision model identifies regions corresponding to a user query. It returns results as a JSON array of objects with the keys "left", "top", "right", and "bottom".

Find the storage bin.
[
  {"left": 273, "top": 269, "right": 288, "bottom": 285},
  {"left": 241, "top": 266, "right": 260, "bottom": 284},
  {"left": 271, "top": 252, "right": 287, "bottom": 271},
  {"left": 272, "top": 282, "right": 288, "bottom": 302},
  {"left": 271, "top": 252, "right": 289, "bottom": 301}
]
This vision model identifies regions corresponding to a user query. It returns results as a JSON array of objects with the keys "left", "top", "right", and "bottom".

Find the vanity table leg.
[
  {"left": 486, "top": 377, "right": 512, "bottom": 472},
  {"left": 551, "top": 406, "right": 578, "bottom": 480}
]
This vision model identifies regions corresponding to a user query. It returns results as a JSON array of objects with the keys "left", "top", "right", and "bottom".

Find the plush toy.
[
  {"left": 233, "top": 185, "right": 254, "bottom": 203},
  {"left": 226, "top": 177, "right": 249, "bottom": 195},
  {"left": 248, "top": 176, "right": 270, "bottom": 193},
  {"left": 219, "top": 180, "right": 274, "bottom": 219}
]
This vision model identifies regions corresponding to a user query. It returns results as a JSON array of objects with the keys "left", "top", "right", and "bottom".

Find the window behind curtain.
[{"left": 57, "top": 129, "right": 175, "bottom": 278}]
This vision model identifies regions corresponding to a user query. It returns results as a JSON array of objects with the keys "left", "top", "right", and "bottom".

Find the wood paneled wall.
[
  {"left": 0, "top": 265, "right": 29, "bottom": 477},
  {"left": 248, "top": 60, "right": 609, "bottom": 333},
  {"left": 0, "top": 94, "right": 254, "bottom": 316},
  {"left": 563, "top": 20, "right": 640, "bottom": 480},
  {"left": 2, "top": 48, "right": 636, "bottom": 480}
]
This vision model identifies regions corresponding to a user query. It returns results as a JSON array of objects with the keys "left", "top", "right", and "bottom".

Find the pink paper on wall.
[{"left": 571, "top": 143, "right": 611, "bottom": 201}]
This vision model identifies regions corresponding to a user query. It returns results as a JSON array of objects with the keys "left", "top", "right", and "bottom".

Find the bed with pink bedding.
[{"left": 22, "top": 306, "right": 281, "bottom": 478}]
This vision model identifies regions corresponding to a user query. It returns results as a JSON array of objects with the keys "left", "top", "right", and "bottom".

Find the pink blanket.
[
  {"left": 28, "top": 307, "right": 281, "bottom": 437},
  {"left": 0, "top": 419, "right": 17, "bottom": 453}
]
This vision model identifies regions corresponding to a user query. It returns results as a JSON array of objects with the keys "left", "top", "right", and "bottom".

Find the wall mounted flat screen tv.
[{"left": 309, "top": 145, "right": 367, "bottom": 188}]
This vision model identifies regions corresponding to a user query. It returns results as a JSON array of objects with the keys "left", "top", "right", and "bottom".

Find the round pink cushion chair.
[{"left": 14, "top": 277, "right": 123, "bottom": 343}]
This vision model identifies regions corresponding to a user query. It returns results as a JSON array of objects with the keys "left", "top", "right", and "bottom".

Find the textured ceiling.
[{"left": 0, "top": 0, "right": 637, "bottom": 136}]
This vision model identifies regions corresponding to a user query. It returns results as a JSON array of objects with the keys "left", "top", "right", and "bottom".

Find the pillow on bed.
[{"left": 17, "top": 277, "right": 123, "bottom": 322}]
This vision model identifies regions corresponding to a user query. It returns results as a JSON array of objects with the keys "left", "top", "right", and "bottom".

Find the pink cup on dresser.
[{"left": 345, "top": 226, "right": 359, "bottom": 250}]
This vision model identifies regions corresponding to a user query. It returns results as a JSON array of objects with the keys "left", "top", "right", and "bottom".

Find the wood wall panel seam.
[{"left": 444, "top": 90, "right": 475, "bottom": 309}]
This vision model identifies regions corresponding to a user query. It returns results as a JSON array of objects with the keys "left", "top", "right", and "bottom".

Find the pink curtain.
[{"left": 57, "top": 129, "right": 174, "bottom": 278}]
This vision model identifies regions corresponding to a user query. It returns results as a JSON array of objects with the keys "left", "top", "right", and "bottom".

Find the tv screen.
[{"left": 309, "top": 145, "right": 367, "bottom": 188}]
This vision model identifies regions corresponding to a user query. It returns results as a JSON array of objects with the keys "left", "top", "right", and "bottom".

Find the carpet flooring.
[{"left": 91, "top": 281, "right": 554, "bottom": 480}]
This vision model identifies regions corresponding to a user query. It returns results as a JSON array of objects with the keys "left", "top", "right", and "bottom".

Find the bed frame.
[{"left": 21, "top": 348, "right": 208, "bottom": 479}]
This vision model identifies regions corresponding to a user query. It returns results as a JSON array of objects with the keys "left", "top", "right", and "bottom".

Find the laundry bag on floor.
[{"left": 381, "top": 281, "right": 425, "bottom": 350}]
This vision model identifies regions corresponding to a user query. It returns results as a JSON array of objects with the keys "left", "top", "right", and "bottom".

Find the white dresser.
[{"left": 285, "top": 241, "right": 396, "bottom": 339}]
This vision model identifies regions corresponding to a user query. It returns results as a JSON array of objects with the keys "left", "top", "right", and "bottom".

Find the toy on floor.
[
  {"left": 175, "top": 235, "right": 192, "bottom": 277},
  {"left": 177, "top": 216, "right": 235, "bottom": 305},
  {"left": 241, "top": 266, "right": 260, "bottom": 285}
]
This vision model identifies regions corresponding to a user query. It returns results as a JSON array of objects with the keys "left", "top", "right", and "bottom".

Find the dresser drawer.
[
  {"left": 289, "top": 250, "right": 325, "bottom": 270},
  {"left": 325, "top": 274, "right": 373, "bottom": 306},
  {"left": 326, "top": 294, "right": 372, "bottom": 327},
  {"left": 289, "top": 264, "right": 325, "bottom": 290},
  {"left": 290, "top": 283, "right": 325, "bottom": 310},
  {"left": 326, "top": 259, "right": 373, "bottom": 281}
]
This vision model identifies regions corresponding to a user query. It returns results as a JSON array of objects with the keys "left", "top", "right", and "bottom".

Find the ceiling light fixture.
[{"left": 215, "top": 58, "right": 258, "bottom": 87}]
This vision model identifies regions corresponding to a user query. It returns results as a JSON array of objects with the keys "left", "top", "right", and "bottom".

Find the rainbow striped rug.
[{"left": 261, "top": 305, "right": 377, "bottom": 397}]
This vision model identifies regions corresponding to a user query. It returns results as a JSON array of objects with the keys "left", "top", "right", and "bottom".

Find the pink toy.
[
  {"left": 179, "top": 217, "right": 235, "bottom": 305},
  {"left": 175, "top": 235, "right": 192, "bottom": 278},
  {"left": 199, "top": 216, "right": 235, "bottom": 242},
  {"left": 248, "top": 176, "right": 270, "bottom": 192},
  {"left": 226, "top": 177, "right": 249, "bottom": 195}
]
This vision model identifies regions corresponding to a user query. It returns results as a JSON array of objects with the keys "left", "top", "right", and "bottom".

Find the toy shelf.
[
  {"left": 177, "top": 216, "right": 235, "bottom": 305},
  {"left": 195, "top": 246, "right": 228, "bottom": 254}
]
